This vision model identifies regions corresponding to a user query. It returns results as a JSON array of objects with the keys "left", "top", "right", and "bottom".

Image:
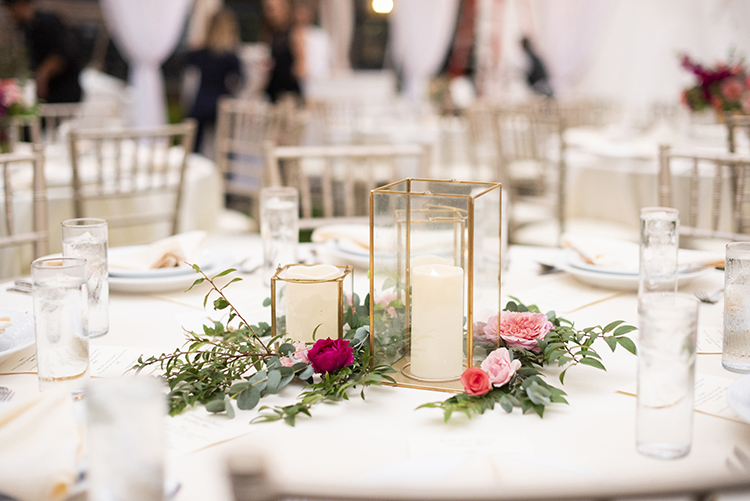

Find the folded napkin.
[
  {"left": 561, "top": 234, "right": 725, "bottom": 273},
  {"left": 312, "top": 225, "right": 369, "bottom": 250},
  {"left": 0, "top": 389, "right": 81, "bottom": 501},
  {"left": 109, "top": 231, "right": 208, "bottom": 270}
]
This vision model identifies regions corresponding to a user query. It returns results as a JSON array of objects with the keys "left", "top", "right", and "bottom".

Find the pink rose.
[
  {"left": 478, "top": 315, "right": 500, "bottom": 344},
  {"left": 307, "top": 338, "right": 354, "bottom": 374},
  {"left": 721, "top": 78, "right": 743, "bottom": 102},
  {"left": 460, "top": 367, "right": 491, "bottom": 396},
  {"left": 480, "top": 348, "right": 521, "bottom": 387},
  {"left": 375, "top": 291, "right": 399, "bottom": 318},
  {"left": 498, "top": 311, "right": 553, "bottom": 353}
]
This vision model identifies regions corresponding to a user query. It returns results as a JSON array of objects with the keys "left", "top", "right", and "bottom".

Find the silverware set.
[{"left": 6, "top": 279, "right": 31, "bottom": 294}]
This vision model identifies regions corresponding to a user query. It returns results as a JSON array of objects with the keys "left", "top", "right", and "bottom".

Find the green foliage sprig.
[{"left": 418, "top": 298, "right": 636, "bottom": 421}]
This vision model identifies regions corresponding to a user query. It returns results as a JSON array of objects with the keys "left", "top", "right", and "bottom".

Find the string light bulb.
[{"left": 372, "top": 0, "right": 393, "bottom": 14}]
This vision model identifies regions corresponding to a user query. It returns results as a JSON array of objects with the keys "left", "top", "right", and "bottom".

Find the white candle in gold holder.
[
  {"left": 283, "top": 264, "right": 344, "bottom": 343},
  {"left": 410, "top": 263, "right": 464, "bottom": 379}
]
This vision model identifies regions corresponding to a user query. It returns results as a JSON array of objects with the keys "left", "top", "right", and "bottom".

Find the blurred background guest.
[
  {"left": 520, "top": 36, "right": 553, "bottom": 98},
  {"left": 186, "top": 8, "right": 243, "bottom": 154},
  {"left": 2, "top": 0, "right": 82, "bottom": 103},
  {"left": 262, "top": 0, "right": 302, "bottom": 103},
  {"left": 292, "top": 0, "right": 331, "bottom": 94}
]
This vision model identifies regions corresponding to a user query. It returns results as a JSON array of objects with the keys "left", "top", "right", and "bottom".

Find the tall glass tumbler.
[
  {"left": 723, "top": 242, "right": 750, "bottom": 373},
  {"left": 639, "top": 207, "right": 679, "bottom": 296},
  {"left": 637, "top": 293, "right": 698, "bottom": 459},
  {"left": 31, "top": 257, "right": 89, "bottom": 397},
  {"left": 88, "top": 377, "right": 166, "bottom": 501},
  {"left": 261, "top": 187, "right": 299, "bottom": 285},
  {"left": 62, "top": 218, "right": 109, "bottom": 338}
]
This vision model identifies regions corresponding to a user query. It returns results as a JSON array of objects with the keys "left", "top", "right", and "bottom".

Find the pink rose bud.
[{"left": 480, "top": 347, "right": 522, "bottom": 387}]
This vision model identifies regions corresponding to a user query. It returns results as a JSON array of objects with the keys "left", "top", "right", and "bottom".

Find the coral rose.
[
  {"left": 307, "top": 338, "right": 354, "bottom": 374},
  {"left": 480, "top": 348, "right": 522, "bottom": 387},
  {"left": 460, "top": 367, "right": 491, "bottom": 396},
  {"left": 498, "top": 311, "right": 553, "bottom": 353}
]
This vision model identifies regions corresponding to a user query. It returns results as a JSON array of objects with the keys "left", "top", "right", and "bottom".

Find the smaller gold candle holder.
[{"left": 270, "top": 264, "right": 353, "bottom": 343}]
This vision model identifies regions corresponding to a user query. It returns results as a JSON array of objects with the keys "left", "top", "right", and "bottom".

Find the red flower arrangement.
[{"left": 680, "top": 54, "right": 750, "bottom": 114}]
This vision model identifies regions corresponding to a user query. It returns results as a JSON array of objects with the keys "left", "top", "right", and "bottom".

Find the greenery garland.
[{"left": 133, "top": 267, "right": 636, "bottom": 425}]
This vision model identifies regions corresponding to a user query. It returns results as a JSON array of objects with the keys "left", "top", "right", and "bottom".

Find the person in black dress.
[
  {"left": 521, "top": 36, "right": 553, "bottom": 98},
  {"left": 3, "top": 0, "right": 82, "bottom": 103},
  {"left": 262, "top": 0, "right": 302, "bottom": 103},
  {"left": 186, "top": 8, "right": 243, "bottom": 153}
]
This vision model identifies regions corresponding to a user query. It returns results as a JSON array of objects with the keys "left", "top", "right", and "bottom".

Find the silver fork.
[
  {"left": 694, "top": 289, "right": 724, "bottom": 304},
  {"left": 0, "top": 387, "right": 14, "bottom": 402}
]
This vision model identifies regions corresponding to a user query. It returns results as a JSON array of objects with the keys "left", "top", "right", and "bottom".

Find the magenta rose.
[
  {"left": 480, "top": 347, "right": 522, "bottom": 387},
  {"left": 498, "top": 311, "right": 553, "bottom": 353},
  {"left": 460, "top": 367, "right": 491, "bottom": 396},
  {"left": 307, "top": 338, "right": 354, "bottom": 374}
]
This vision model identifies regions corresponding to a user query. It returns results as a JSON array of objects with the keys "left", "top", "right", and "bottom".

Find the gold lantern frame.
[
  {"left": 368, "top": 179, "right": 503, "bottom": 393},
  {"left": 270, "top": 264, "right": 353, "bottom": 341}
]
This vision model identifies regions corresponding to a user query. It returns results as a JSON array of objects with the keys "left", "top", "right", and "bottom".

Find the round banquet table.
[
  {"left": 0, "top": 234, "right": 748, "bottom": 500},
  {"left": 0, "top": 143, "right": 223, "bottom": 279}
]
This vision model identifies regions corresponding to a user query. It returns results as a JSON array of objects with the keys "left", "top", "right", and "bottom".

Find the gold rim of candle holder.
[{"left": 400, "top": 362, "right": 462, "bottom": 383}]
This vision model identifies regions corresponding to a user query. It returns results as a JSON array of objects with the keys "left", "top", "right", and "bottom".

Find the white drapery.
[
  {"left": 101, "top": 0, "right": 193, "bottom": 127},
  {"left": 390, "top": 0, "right": 460, "bottom": 100},
  {"left": 319, "top": 0, "right": 354, "bottom": 73}
]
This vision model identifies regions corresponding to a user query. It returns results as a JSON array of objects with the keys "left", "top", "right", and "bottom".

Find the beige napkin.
[
  {"left": 561, "top": 234, "right": 724, "bottom": 273},
  {"left": 0, "top": 389, "right": 81, "bottom": 501},
  {"left": 109, "top": 231, "right": 208, "bottom": 270}
]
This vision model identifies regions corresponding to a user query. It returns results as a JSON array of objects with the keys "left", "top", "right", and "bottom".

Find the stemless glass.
[
  {"left": 637, "top": 292, "right": 698, "bottom": 459},
  {"left": 31, "top": 257, "right": 89, "bottom": 397},
  {"left": 87, "top": 377, "right": 166, "bottom": 501},
  {"left": 61, "top": 218, "right": 109, "bottom": 338},
  {"left": 260, "top": 187, "right": 299, "bottom": 286},
  {"left": 723, "top": 242, "right": 750, "bottom": 373},
  {"left": 639, "top": 207, "right": 679, "bottom": 296}
]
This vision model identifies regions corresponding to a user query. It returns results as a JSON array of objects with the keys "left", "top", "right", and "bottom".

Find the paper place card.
[
  {"left": 618, "top": 373, "right": 744, "bottom": 423},
  {"left": 698, "top": 327, "right": 723, "bottom": 355},
  {"left": 0, "top": 346, "right": 147, "bottom": 378},
  {"left": 165, "top": 406, "right": 256, "bottom": 456}
]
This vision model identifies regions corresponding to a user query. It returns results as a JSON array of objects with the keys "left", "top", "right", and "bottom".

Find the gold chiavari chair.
[
  {"left": 659, "top": 144, "right": 750, "bottom": 241},
  {"left": 68, "top": 120, "right": 196, "bottom": 239},
  {"left": 726, "top": 114, "right": 750, "bottom": 154},
  {"left": 264, "top": 143, "right": 430, "bottom": 229},
  {"left": 0, "top": 146, "right": 48, "bottom": 277}
]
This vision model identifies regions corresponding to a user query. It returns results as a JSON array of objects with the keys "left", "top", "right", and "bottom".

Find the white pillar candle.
[
  {"left": 410, "top": 254, "right": 452, "bottom": 269},
  {"left": 283, "top": 265, "right": 343, "bottom": 343},
  {"left": 410, "top": 264, "right": 464, "bottom": 378}
]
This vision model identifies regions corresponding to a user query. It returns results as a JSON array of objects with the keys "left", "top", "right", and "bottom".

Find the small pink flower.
[
  {"left": 480, "top": 348, "right": 522, "bottom": 387},
  {"left": 292, "top": 341, "right": 309, "bottom": 364},
  {"left": 461, "top": 367, "right": 491, "bottom": 396},
  {"left": 497, "top": 311, "right": 553, "bottom": 353},
  {"left": 721, "top": 78, "right": 743, "bottom": 102},
  {"left": 375, "top": 291, "right": 399, "bottom": 318},
  {"left": 280, "top": 356, "right": 295, "bottom": 367},
  {"left": 0, "top": 80, "right": 22, "bottom": 108}
]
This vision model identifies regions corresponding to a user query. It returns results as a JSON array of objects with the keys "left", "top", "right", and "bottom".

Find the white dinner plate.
[
  {"left": 727, "top": 375, "right": 750, "bottom": 424},
  {"left": 318, "top": 240, "right": 371, "bottom": 269},
  {"left": 555, "top": 249, "right": 712, "bottom": 291},
  {"left": 109, "top": 251, "right": 231, "bottom": 294},
  {"left": 0, "top": 310, "right": 35, "bottom": 365},
  {"left": 108, "top": 246, "right": 215, "bottom": 279}
]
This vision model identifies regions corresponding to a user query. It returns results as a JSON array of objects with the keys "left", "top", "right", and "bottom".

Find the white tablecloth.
[
  {"left": 0, "top": 235, "right": 746, "bottom": 500},
  {"left": 0, "top": 144, "right": 223, "bottom": 279}
]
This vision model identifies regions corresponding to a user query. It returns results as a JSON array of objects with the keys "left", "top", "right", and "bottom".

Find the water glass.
[
  {"left": 87, "top": 377, "right": 166, "bottom": 501},
  {"left": 31, "top": 257, "right": 89, "bottom": 397},
  {"left": 639, "top": 207, "right": 679, "bottom": 296},
  {"left": 637, "top": 292, "right": 698, "bottom": 459},
  {"left": 261, "top": 187, "right": 299, "bottom": 285},
  {"left": 723, "top": 242, "right": 750, "bottom": 373},
  {"left": 62, "top": 218, "right": 109, "bottom": 338}
]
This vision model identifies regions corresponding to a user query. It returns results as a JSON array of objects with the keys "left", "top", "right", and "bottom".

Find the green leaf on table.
[
  {"left": 265, "top": 370, "right": 282, "bottom": 394},
  {"left": 186, "top": 277, "right": 204, "bottom": 291},
  {"left": 262, "top": 297, "right": 271, "bottom": 307},
  {"left": 237, "top": 386, "right": 261, "bottom": 410},
  {"left": 205, "top": 399, "right": 226, "bottom": 413},
  {"left": 603, "top": 320, "right": 625, "bottom": 333},
  {"left": 213, "top": 268, "right": 237, "bottom": 278},
  {"left": 579, "top": 357, "right": 606, "bottom": 371},
  {"left": 614, "top": 325, "right": 637, "bottom": 336},
  {"left": 604, "top": 336, "right": 617, "bottom": 351},
  {"left": 224, "top": 396, "right": 235, "bottom": 418},
  {"left": 616, "top": 336, "right": 637, "bottom": 355}
]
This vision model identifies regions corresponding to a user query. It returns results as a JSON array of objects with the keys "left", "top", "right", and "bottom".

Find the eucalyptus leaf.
[{"left": 237, "top": 387, "right": 261, "bottom": 410}]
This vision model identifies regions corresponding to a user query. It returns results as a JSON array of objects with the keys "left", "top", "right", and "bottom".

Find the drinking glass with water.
[
  {"left": 61, "top": 218, "right": 108, "bottom": 338},
  {"left": 261, "top": 187, "right": 299, "bottom": 286}
]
